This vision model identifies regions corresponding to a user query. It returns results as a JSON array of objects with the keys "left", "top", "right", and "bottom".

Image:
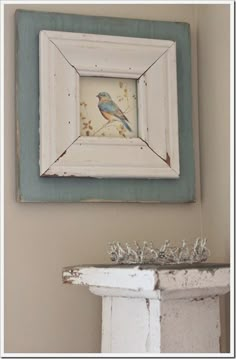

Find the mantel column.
[{"left": 63, "top": 264, "right": 230, "bottom": 353}]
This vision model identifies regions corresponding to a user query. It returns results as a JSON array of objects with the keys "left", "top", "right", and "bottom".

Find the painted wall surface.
[
  {"left": 196, "top": 4, "right": 230, "bottom": 352},
  {"left": 4, "top": 4, "right": 229, "bottom": 353}
]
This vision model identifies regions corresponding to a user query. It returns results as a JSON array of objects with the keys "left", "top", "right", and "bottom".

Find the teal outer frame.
[{"left": 16, "top": 10, "right": 195, "bottom": 203}]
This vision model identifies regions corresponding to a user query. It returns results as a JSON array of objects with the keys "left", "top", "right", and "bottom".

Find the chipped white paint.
[
  {"left": 40, "top": 31, "right": 179, "bottom": 178},
  {"left": 63, "top": 264, "right": 229, "bottom": 353},
  {"left": 39, "top": 32, "right": 80, "bottom": 175},
  {"left": 63, "top": 266, "right": 158, "bottom": 291}
]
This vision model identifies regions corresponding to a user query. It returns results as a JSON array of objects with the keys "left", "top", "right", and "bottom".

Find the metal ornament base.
[{"left": 108, "top": 238, "right": 210, "bottom": 265}]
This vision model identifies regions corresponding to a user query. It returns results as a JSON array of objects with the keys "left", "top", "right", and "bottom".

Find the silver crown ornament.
[{"left": 108, "top": 238, "right": 210, "bottom": 265}]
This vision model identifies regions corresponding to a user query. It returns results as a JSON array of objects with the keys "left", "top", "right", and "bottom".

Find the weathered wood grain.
[
  {"left": 62, "top": 263, "right": 229, "bottom": 353},
  {"left": 16, "top": 10, "right": 194, "bottom": 202},
  {"left": 40, "top": 31, "right": 179, "bottom": 178}
]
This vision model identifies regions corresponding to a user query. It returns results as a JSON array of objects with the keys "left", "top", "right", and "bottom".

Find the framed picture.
[
  {"left": 16, "top": 10, "right": 195, "bottom": 202},
  {"left": 40, "top": 31, "right": 179, "bottom": 178}
]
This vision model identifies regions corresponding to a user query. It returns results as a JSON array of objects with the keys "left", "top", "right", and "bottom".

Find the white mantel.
[{"left": 63, "top": 263, "right": 230, "bottom": 354}]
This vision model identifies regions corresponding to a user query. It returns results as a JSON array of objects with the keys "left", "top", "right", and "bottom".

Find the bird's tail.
[{"left": 121, "top": 119, "right": 132, "bottom": 132}]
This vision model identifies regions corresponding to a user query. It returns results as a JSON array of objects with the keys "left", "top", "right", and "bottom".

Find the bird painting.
[{"left": 96, "top": 92, "right": 132, "bottom": 132}]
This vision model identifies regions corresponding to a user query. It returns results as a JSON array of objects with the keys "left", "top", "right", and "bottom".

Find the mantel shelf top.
[
  {"left": 64, "top": 262, "right": 229, "bottom": 271},
  {"left": 62, "top": 263, "right": 230, "bottom": 297}
]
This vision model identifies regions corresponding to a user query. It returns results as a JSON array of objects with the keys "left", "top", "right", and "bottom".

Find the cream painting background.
[
  {"left": 4, "top": 4, "right": 230, "bottom": 354},
  {"left": 80, "top": 77, "right": 138, "bottom": 138}
]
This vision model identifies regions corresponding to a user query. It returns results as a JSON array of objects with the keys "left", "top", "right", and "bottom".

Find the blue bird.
[{"left": 96, "top": 92, "right": 132, "bottom": 132}]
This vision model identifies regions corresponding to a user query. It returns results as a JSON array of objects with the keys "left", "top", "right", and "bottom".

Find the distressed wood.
[
  {"left": 48, "top": 31, "right": 174, "bottom": 77},
  {"left": 16, "top": 10, "right": 195, "bottom": 202},
  {"left": 107, "top": 297, "right": 150, "bottom": 353},
  {"left": 63, "top": 263, "right": 230, "bottom": 353},
  {"left": 99, "top": 295, "right": 221, "bottom": 353},
  {"left": 63, "top": 265, "right": 159, "bottom": 291},
  {"left": 160, "top": 296, "right": 220, "bottom": 353},
  {"left": 40, "top": 31, "right": 179, "bottom": 178},
  {"left": 45, "top": 138, "right": 175, "bottom": 178},
  {"left": 63, "top": 264, "right": 230, "bottom": 296},
  {"left": 101, "top": 297, "right": 112, "bottom": 353},
  {"left": 39, "top": 31, "right": 80, "bottom": 174}
]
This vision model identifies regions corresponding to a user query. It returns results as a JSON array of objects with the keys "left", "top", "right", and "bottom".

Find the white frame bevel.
[{"left": 39, "top": 30, "right": 179, "bottom": 178}]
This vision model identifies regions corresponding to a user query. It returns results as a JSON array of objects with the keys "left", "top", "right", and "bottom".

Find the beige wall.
[
  {"left": 197, "top": 5, "right": 230, "bottom": 264},
  {"left": 4, "top": 4, "right": 229, "bottom": 353},
  {"left": 196, "top": 4, "right": 230, "bottom": 352}
]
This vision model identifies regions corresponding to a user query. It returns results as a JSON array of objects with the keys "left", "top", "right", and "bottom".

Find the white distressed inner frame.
[{"left": 39, "top": 31, "right": 179, "bottom": 178}]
